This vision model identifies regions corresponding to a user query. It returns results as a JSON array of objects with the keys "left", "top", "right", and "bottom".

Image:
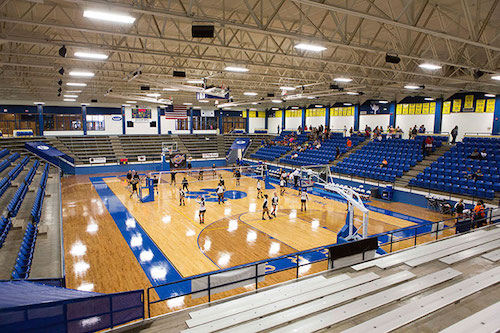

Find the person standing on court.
[
  {"left": 130, "top": 178, "right": 139, "bottom": 199},
  {"left": 256, "top": 179, "right": 263, "bottom": 198},
  {"left": 181, "top": 176, "right": 189, "bottom": 192},
  {"left": 126, "top": 170, "right": 132, "bottom": 186},
  {"left": 262, "top": 194, "right": 272, "bottom": 220},
  {"left": 197, "top": 196, "right": 206, "bottom": 224},
  {"left": 179, "top": 187, "right": 186, "bottom": 206},
  {"left": 170, "top": 170, "right": 177, "bottom": 185},
  {"left": 216, "top": 183, "right": 225, "bottom": 204},
  {"left": 451, "top": 126, "right": 458, "bottom": 144},
  {"left": 300, "top": 189, "right": 309, "bottom": 212},
  {"left": 271, "top": 192, "right": 279, "bottom": 217},
  {"left": 187, "top": 157, "right": 192, "bottom": 175}
]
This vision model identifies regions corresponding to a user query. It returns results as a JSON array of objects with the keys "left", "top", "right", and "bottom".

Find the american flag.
[{"left": 165, "top": 105, "right": 188, "bottom": 119}]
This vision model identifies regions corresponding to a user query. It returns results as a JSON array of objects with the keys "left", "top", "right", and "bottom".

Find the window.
[
  {"left": 44, "top": 114, "right": 82, "bottom": 131},
  {"left": 86, "top": 115, "right": 105, "bottom": 131},
  {"left": 176, "top": 116, "right": 217, "bottom": 130}
]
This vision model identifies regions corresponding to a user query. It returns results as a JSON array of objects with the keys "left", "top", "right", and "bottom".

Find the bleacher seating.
[
  {"left": 281, "top": 135, "right": 365, "bottom": 166},
  {"left": 410, "top": 136, "right": 500, "bottom": 199},
  {"left": 250, "top": 145, "right": 291, "bottom": 161},
  {"left": 0, "top": 216, "right": 12, "bottom": 249},
  {"left": 7, "top": 152, "right": 20, "bottom": 163},
  {"left": 8, "top": 156, "right": 29, "bottom": 181},
  {"left": 23, "top": 159, "right": 39, "bottom": 185},
  {"left": 11, "top": 164, "right": 49, "bottom": 279},
  {"left": 7, "top": 159, "right": 38, "bottom": 218},
  {"left": 332, "top": 138, "right": 424, "bottom": 182},
  {"left": 0, "top": 148, "right": 9, "bottom": 159}
]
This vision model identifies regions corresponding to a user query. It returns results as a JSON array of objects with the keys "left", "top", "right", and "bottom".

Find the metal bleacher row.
[
  {"left": 11, "top": 164, "right": 49, "bottom": 279},
  {"left": 410, "top": 136, "right": 500, "bottom": 199},
  {"left": 172, "top": 223, "right": 500, "bottom": 333}
]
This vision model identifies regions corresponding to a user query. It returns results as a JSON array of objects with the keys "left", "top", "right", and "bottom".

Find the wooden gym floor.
[{"left": 61, "top": 169, "right": 450, "bottom": 316}]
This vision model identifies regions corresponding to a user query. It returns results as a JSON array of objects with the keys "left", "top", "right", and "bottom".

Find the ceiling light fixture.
[
  {"left": 492, "top": 75, "right": 500, "bottom": 81},
  {"left": 183, "top": 102, "right": 193, "bottom": 105},
  {"left": 64, "top": 98, "right": 76, "bottom": 102},
  {"left": 69, "top": 71, "right": 94, "bottom": 77},
  {"left": 346, "top": 92, "right": 359, "bottom": 95},
  {"left": 291, "top": 106, "right": 299, "bottom": 109},
  {"left": 251, "top": 102, "right": 258, "bottom": 105},
  {"left": 64, "top": 95, "right": 78, "bottom": 98},
  {"left": 334, "top": 77, "right": 352, "bottom": 83},
  {"left": 163, "top": 88, "right": 179, "bottom": 91},
  {"left": 126, "top": 101, "right": 137, "bottom": 103},
  {"left": 74, "top": 52, "right": 108, "bottom": 60},
  {"left": 224, "top": 66, "right": 249, "bottom": 72},
  {"left": 424, "top": 97, "right": 435, "bottom": 101},
  {"left": 146, "top": 93, "right": 161, "bottom": 97},
  {"left": 122, "top": 104, "right": 131, "bottom": 107},
  {"left": 199, "top": 100, "right": 209, "bottom": 103},
  {"left": 294, "top": 43, "right": 327, "bottom": 52},
  {"left": 307, "top": 96, "right": 316, "bottom": 99},
  {"left": 271, "top": 99, "right": 282, "bottom": 103},
  {"left": 404, "top": 84, "right": 421, "bottom": 89},
  {"left": 344, "top": 103, "right": 352, "bottom": 106},
  {"left": 419, "top": 63, "right": 442, "bottom": 70},
  {"left": 66, "top": 83, "right": 87, "bottom": 86},
  {"left": 33, "top": 102, "right": 45, "bottom": 105},
  {"left": 66, "top": 90, "right": 82, "bottom": 93},
  {"left": 244, "top": 92, "right": 258, "bottom": 96},
  {"left": 279, "top": 86, "right": 296, "bottom": 91},
  {"left": 378, "top": 100, "right": 389, "bottom": 104},
  {"left": 83, "top": 10, "right": 135, "bottom": 24},
  {"left": 485, "top": 93, "right": 495, "bottom": 98},
  {"left": 187, "top": 79, "right": 204, "bottom": 84},
  {"left": 314, "top": 104, "right": 323, "bottom": 108}
]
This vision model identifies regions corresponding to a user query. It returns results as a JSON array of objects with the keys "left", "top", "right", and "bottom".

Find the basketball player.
[
  {"left": 262, "top": 194, "right": 272, "bottom": 220},
  {"left": 179, "top": 187, "right": 186, "bottom": 206},
  {"left": 300, "top": 189, "right": 309, "bottom": 212},
  {"left": 197, "top": 196, "right": 206, "bottom": 224},
  {"left": 280, "top": 176, "right": 286, "bottom": 195},
  {"left": 234, "top": 168, "right": 241, "bottom": 186},
  {"left": 271, "top": 192, "right": 279, "bottom": 217},
  {"left": 216, "top": 183, "right": 225, "bottom": 204},
  {"left": 256, "top": 179, "right": 263, "bottom": 198},
  {"left": 181, "top": 176, "right": 189, "bottom": 192}
]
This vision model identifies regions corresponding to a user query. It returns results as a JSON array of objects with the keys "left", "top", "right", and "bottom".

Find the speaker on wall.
[
  {"left": 150, "top": 121, "right": 157, "bottom": 127},
  {"left": 127, "top": 121, "right": 134, "bottom": 127},
  {"left": 173, "top": 71, "right": 186, "bottom": 78},
  {"left": 192, "top": 25, "right": 214, "bottom": 38}
]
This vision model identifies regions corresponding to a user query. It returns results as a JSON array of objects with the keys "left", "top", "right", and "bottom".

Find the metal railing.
[{"left": 145, "top": 207, "right": 499, "bottom": 318}]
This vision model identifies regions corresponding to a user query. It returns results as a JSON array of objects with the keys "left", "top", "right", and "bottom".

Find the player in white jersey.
[
  {"left": 280, "top": 177, "right": 286, "bottom": 195},
  {"left": 300, "top": 189, "right": 309, "bottom": 212},
  {"left": 216, "top": 184, "right": 225, "bottom": 204},
  {"left": 256, "top": 179, "right": 263, "bottom": 198},
  {"left": 197, "top": 196, "right": 206, "bottom": 224},
  {"left": 271, "top": 192, "right": 279, "bottom": 217},
  {"left": 179, "top": 187, "right": 186, "bottom": 206}
]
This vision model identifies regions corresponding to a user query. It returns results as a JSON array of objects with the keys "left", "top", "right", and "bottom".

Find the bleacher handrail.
[{"left": 145, "top": 207, "right": 499, "bottom": 318}]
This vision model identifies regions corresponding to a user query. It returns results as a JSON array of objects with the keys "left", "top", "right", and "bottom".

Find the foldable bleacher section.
[
  {"left": 280, "top": 134, "right": 365, "bottom": 166},
  {"left": 11, "top": 164, "right": 49, "bottom": 279},
  {"left": 171, "top": 223, "right": 500, "bottom": 333},
  {"left": 56, "top": 136, "right": 118, "bottom": 164},
  {"left": 410, "top": 136, "right": 500, "bottom": 199},
  {"left": 332, "top": 138, "right": 424, "bottom": 182}
]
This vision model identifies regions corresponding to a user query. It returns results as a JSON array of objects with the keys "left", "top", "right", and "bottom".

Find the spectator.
[
  {"left": 419, "top": 125, "right": 426, "bottom": 133},
  {"left": 472, "top": 169, "right": 483, "bottom": 181},
  {"left": 451, "top": 126, "right": 458, "bottom": 144},
  {"left": 346, "top": 138, "right": 352, "bottom": 148},
  {"left": 463, "top": 167, "right": 473, "bottom": 179},
  {"left": 454, "top": 199, "right": 465, "bottom": 217},
  {"left": 349, "top": 127, "right": 353, "bottom": 136},
  {"left": 291, "top": 153, "right": 298, "bottom": 160},
  {"left": 480, "top": 149, "right": 488, "bottom": 160},
  {"left": 379, "top": 158, "right": 388, "bottom": 168},
  {"left": 469, "top": 148, "right": 480, "bottom": 159},
  {"left": 411, "top": 126, "right": 418, "bottom": 139},
  {"left": 425, "top": 136, "right": 434, "bottom": 156},
  {"left": 473, "top": 200, "right": 486, "bottom": 228},
  {"left": 277, "top": 125, "right": 280, "bottom": 134},
  {"left": 335, "top": 146, "right": 340, "bottom": 159}
]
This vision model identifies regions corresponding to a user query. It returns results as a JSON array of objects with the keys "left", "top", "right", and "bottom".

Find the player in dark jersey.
[
  {"left": 262, "top": 194, "right": 272, "bottom": 220},
  {"left": 234, "top": 168, "right": 241, "bottom": 186}
]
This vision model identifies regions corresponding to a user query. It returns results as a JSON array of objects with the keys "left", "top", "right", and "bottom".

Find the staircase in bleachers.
[
  {"left": 410, "top": 136, "right": 500, "bottom": 199},
  {"left": 280, "top": 134, "right": 365, "bottom": 166}
]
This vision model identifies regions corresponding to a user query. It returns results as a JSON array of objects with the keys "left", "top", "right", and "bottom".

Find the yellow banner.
[
  {"left": 452, "top": 99, "right": 462, "bottom": 112},
  {"left": 409, "top": 104, "right": 416, "bottom": 115},
  {"left": 443, "top": 101, "right": 451, "bottom": 114},
  {"left": 249, "top": 111, "right": 256, "bottom": 118},
  {"left": 464, "top": 95, "right": 474, "bottom": 111},
  {"left": 415, "top": 103, "right": 422, "bottom": 114},
  {"left": 349, "top": 106, "right": 354, "bottom": 116},
  {"left": 475, "top": 99, "right": 485, "bottom": 113},
  {"left": 486, "top": 99, "right": 495, "bottom": 113},
  {"left": 396, "top": 104, "right": 402, "bottom": 115},
  {"left": 402, "top": 104, "right": 409, "bottom": 115},
  {"left": 429, "top": 102, "right": 436, "bottom": 114},
  {"left": 275, "top": 110, "right": 282, "bottom": 118},
  {"left": 242, "top": 110, "right": 247, "bottom": 118},
  {"left": 422, "top": 103, "right": 429, "bottom": 114}
]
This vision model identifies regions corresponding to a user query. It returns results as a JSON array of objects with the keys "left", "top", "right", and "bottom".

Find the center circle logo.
[
  {"left": 185, "top": 188, "right": 247, "bottom": 202},
  {"left": 37, "top": 145, "right": 49, "bottom": 151}
]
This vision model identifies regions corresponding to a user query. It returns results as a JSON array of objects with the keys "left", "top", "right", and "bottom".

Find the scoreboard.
[{"left": 131, "top": 108, "right": 152, "bottom": 121}]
